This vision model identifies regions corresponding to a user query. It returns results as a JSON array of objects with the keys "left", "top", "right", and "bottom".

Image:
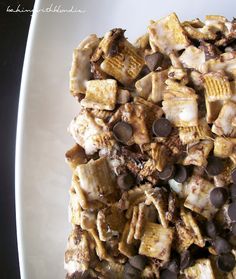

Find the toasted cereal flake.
[
  {"left": 101, "top": 41, "right": 144, "bottom": 85},
  {"left": 184, "top": 176, "right": 217, "bottom": 219},
  {"left": 139, "top": 222, "right": 174, "bottom": 260},
  {"left": 148, "top": 13, "right": 190, "bottom": 54},
  {"left": 145, "top": 188, "right": 169, "bottom": 228},
  {"left": 77, "top": 157, "right": 115, "bottom": 202},
  {"left": 212, "top": 101, "right": 236, "bottom": 137},
  {"left": 203, "top": 72, "right": 232, "bottom": 101},
  {"left": 70, "top": 35, "right": 100, "bottom": 95},
  {"left": 81, "top": 79, "right": 117, "bottom": 110},
  {"left": 214, "top": 137, "right": 234, "bottom": 158},
  {"left": 184, "top": 259, "right": 215, "bottom": 279},
  {"left": 183, "top": 140, "right": 213, "bottom": 167},
  {"left": 179, "top": 45, "right": 205, "bottom": 70},
  {"left": 179, "top": 118, "right": 212, "bottom": 144}
]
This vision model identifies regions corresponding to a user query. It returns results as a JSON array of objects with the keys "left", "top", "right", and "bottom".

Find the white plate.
[{"left": 16, "top": 0, "right": 236, "bottom": 278}]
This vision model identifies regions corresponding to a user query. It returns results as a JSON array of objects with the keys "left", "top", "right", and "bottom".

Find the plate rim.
[{"left": 15, "top": 0, "right": 41, "bottom": 278}]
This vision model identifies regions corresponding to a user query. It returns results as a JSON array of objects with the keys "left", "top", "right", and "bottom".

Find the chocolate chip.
[
  {"left": 214, "top": 236, "right": 231, "bottom": 254},
  {"left": 205, "top": 221, "right": 218, "bottom": 238},
  {"left": 210, "top": 187, "right": 228, "bottom": 208},
  {"left": 228, "top": 202, "right": 236, "bottom": 221},
  {"left": 180, "top": 250, "right": 193, "bottom": 270},
  {"left": 206, "top": 156, "right": 224, "bottom": 176},
  {"left": 230, "top": 184, "right": 236, "bottom": 200},
  {"left": 117, "top": 173, "right": 135, "bottom": 190},
  {"left": 124, "top": 263, "right": 141, "bottom": 279},
  {"left": 174, "top": 165, "right": 188, "bottom": 183},
  {"left": 232, "top": 223, "right": 236, "bottom": 235},
  {"left": 160, "top": 269, "right": 177, "bottom": 279},
  {"left": 145, "top": 52, "right": 164, "bottom": 71},
  {"left": 158, "top": 165, "right": 176, "bottom": 180},
  {"left": 113, "top": 121, "right": 133, "bottom": 143},
  {"left": 232, "top": 169, "right": 236, "bottom": 184},
  {"left": 216, "top": 252, "right": 236, "bottom": 272},
  {"left": 129, "top": 255, "right": 147, "bottom": 270},
  {"left": 152, "top": 118, "right": 172, "bottom": 137}
]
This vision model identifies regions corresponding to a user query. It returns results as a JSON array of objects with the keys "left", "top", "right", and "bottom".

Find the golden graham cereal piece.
[
  {"left": 150, "top": 143, "right": 169, "bottom": 172},
  {"left": 109, "top": 102, "right": 151, "bottom": 145},
  {"left": 205, "top": 99, "right": 223, "bottom": 124},
  {"left": 214, "top": 137, "right": 234, "bottom": 158},
  {"left": 145, "top": 188, "right": 169, "bottom": 228},
  {"left": 148, "top": 13, "right": 190, "bottom": 54},
  {"left": 212, "top": 101, "right": 236, "bottom": 137},
  {"left": 85, "top": 131, "right": 116, "bottom": 155},
  {"left": 81, "top": 79, "right": 117, "bottom": 110},
  {"left": 100, "top": 41, "right": 145, "bottom": 85},
  {"left": 68, "top": 188, "right": 82, "bottom": 226},
  {"left": 72, "top": 174, "right": 89, "bottom": 209},
  {"left": 184, "top": 259, "right": 215, "bottom": 279},
  {"left": 179, "top": 118, "right": 212, "bottom": 145},
  {"left": 150, "top": 70, "right": 168, "bottom": 103},
  {"left": 65, "top": 144, "right": 88, "bottom": 170},
  {"left": 183, "top": 140, "right": 213, "bottom": 167},
  {"left": 70, "top": 34, "right": 100, "bottom": 95},
  {"left": 135, "top": 72, "right": 152, "bottom": 100},
  {"left": 124, "top": 183, "right": 153, "bottom": 219},
  {"left": 134, "top": 203, "right": 147, "bottom": 240},
  {"left": 64, "top": 227, "right": 91, "bottom": 273},
  {"left": 180, "top": 207, "right": 205, "bottom": 248},
  {"left": 213, "top": 161, "right": 236, "bottom": 187},
  {"left": 68, "top": 110, "right": 104, "bottom": 155},
  {"left": 203, "top": 72, "right": 232, "bottom": 102},
  {"left": 139, "top": 222, "right": 174, "bottom": 261},
  {"left": 179, "top": 46, "right": 205, "bottom": 71},
  {"left": 163, "top": 98, "right": 198, "bottom": 127},
  {"left": 139, "top": 159, "right": 156, "bottom": 177},
  {"left": 88, "top": 228, "right": 107, "bottom": 260},
  {"left": 200, "top": 52, "right": 236, "bottom": 80},
  {"left": 127, "top": 206, "right": 139, "bottom": 244},
  {"left": 184, "top": 176, "right": 218, "bottom": 219},
  {"left": 183, "top": 24, "right": 217, "bottom": 41},
  {"left": 175, "top": 220, "right": 195, "bottom": 252},
  {"left": 163, "top": 80, "right": 198, "bottom": 127},
  {"left": 80, "top": 210, "right": 96, "bottom": 230},
  {"left": 76, "top": 157, "right": 116, "bottom": 202},
  {"left": 118, "top": 222, "right": 136, "bottom": 257}
]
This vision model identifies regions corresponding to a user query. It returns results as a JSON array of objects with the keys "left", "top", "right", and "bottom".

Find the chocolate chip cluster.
[{"left": 65, "top": 13, "right": 236, "bottom": 279}]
